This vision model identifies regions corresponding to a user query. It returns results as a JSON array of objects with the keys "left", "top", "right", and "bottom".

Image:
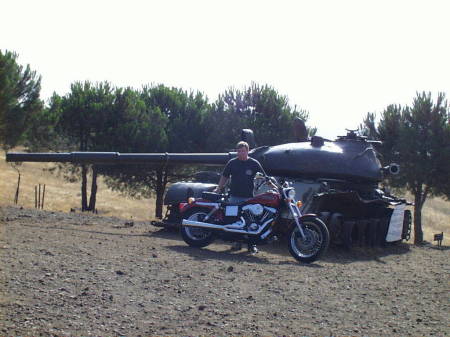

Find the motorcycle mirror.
[{"left": 254, "top": 172, "right": 265, "bottom": 180}]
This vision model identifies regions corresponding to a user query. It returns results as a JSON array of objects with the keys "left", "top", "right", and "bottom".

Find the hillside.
[{"left": 0, "top": 150, "right": 155, "bottom": 220}]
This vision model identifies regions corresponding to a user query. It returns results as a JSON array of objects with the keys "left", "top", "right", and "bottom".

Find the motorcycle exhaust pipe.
[
  {"left": 182, "top": 219, "right": 249, "bottom": 234},
  {"left": 182, "top": 219, "right": 223, "bottom": 230},
  {"left": 182, "top": 218, "right": 273, "bottom": 235}
]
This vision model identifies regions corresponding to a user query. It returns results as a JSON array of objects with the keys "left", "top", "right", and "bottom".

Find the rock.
[{"left": 227, "top": 266, "right": 234, "bottom": 272}]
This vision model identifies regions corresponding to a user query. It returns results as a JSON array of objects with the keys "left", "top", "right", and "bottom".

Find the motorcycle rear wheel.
[
  {"left": 288, "top": 216, "right": 329, "bottom": 263},
  {"left": 181, "top": 208, "right": 215, "bottom": 248}
]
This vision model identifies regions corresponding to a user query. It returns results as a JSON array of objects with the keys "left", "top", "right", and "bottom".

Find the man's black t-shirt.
[{"left": 222, "top": 157, "right": 265, "bottom": 198}]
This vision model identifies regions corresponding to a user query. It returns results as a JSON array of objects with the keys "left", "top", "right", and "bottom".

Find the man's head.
[{"left": 236, "top": 141, "right": 249, "bottom": 161}]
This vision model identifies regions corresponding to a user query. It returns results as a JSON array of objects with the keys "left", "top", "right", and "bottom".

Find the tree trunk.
[
  {"left": 81, "top": 164, "right": 88, "bottom": 211},
  {"left": 87, "top": 166, "right": 98, "bottom": 212},
  {"left": 14, "top": 172, "right": 21, "bottom": 204},
  {"left": 413, "top": 192, "right": 424, "bottom": 244},
  {"left": 155, "top": 169, "right": 164, "bottom": 219}
]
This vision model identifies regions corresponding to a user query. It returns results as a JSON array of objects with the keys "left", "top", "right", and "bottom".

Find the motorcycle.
[{"left": 180, "top": 173, "right": 330, "bottom": 263}]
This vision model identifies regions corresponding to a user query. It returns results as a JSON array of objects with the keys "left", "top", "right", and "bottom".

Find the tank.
[{"left": 5, "top": 129, "right": 411, "bottom": 248}]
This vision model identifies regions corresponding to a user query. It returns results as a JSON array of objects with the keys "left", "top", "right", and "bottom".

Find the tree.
[
  {"left": 55, "top": 81, "right": 115, "bottom": 211},
  {"left": 361, "top": 92, "right": 450, "bottom": 244},
  {"left": 24, "top": 93, "right": 66, "bottom": 151},
  {"left": 205, "top": 83, "right": 312, "bottom": 151},
  {"left": 0, "top": 50, "right": 42, "bottom": 150},
  {"left": 103, "top": 85, "right": 210, "bottom": 218},
  {"left": 100, "top": 86, "right": 169, "bottom": 218}
]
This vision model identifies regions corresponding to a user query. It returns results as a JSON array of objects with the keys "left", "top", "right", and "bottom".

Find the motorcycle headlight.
[{"left": 287, "top": 188, "right": 296, "bottom": 199}]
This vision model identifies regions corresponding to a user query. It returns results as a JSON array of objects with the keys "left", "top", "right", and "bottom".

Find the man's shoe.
[{"left": 248, "top": 244, "right": 258, "bottom": 254}]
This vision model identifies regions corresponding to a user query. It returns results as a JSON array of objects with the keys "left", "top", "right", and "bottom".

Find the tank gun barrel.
[
  {"left": 6, "top": 152, "right": 235, "bottom": 165},
  {"left": 6, "top": 134, "right": 390, "bottom": 182}
]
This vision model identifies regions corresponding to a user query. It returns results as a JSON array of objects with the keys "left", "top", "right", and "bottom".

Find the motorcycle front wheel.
[
  {"left": 181, "top": 208, "right": 215, "bottom": 248},
  {"left": 288, "top": 216, "right": 330, "bottom": 263}
]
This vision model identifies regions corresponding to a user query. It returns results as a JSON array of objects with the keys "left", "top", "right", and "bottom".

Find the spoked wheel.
[
  {"left": 181, "top": 208, "right": 215, "bottom": 248},
  {"left": 288, "top": 216, "right": 330, "bottom": 263}
]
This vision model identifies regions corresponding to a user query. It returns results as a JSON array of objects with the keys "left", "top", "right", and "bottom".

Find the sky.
[{"left": 1, "top": 0, "right": 449, "bottom": 140}]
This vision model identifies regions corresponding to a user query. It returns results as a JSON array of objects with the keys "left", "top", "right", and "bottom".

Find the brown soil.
[{"left": 0, "top": 206, "right": 448, "bottom": 337}]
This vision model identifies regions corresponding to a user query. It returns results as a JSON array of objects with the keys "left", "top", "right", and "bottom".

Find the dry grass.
[
  {"left": 0, "top": 150, "right": 155, "bottom": 221},
  {"left": 1, "top": 149, "right": 449, "bottom": 245},
  {"left": 421, "top": 196, "right": 450, "bottom": 245}
]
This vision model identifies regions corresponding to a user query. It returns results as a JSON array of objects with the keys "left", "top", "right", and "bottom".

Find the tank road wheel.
[
  {"left": 288, "top": 216, "right": 330, "bottom": 263},
  {"left": 181, "top": 208, "right": 215, "bottom": 248}
]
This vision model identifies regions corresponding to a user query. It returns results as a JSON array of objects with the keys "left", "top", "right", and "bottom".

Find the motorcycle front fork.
[{"left": 287, "top": 201, "right": 306, "bottom": 239}]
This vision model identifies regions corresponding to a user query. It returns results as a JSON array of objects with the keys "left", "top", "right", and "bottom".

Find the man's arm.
[
  {"left": 215, "top": 159, "right": 232, "bottom": 193},
  {"left": 214, "top": 175, "right": 229, "bottom": 193}
]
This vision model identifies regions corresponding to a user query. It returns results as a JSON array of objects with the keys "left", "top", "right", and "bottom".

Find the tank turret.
[{"left": 6, "top": 132, "right": 387, "bottom": 183}]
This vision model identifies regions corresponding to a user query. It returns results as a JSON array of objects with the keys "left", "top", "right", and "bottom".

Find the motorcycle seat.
[{"left": 201, "top": 191, "right": 224, "bottom": 202}]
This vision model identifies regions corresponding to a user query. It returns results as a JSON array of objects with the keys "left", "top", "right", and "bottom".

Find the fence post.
[
  {"left": 41, "top": 185, "right": 46, "bottom": 209},
  {"left": 14, "top": 172, "right": 21, "bottom": 205}
]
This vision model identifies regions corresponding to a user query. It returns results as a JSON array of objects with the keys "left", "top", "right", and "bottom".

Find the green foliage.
[
  {"left": 400, "top": 93, "right": 449, "bottom": 199},
  {"left": 361, "top": 92, "right": 449, "bottom": 243},
  {"left": 42, "top": 81, "right": 117, "bottom": 211},
  {"left": 101, "top": 85, "right": 210, "bottom": 217},
  {"left": 24, "top": 93, "right": 65, "bottom": 151},
  {"left": 0, "top": 50, "right": 42, "bottom": 150},
  {"left": 205, "top": 83, "right": 311, "bottom": 151},
  {"left": 58, "top": 81, "right": 115, "bottom": 151}
]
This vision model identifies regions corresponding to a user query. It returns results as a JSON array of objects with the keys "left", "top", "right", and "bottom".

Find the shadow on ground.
[
  {"left": 150, "top": 227, "right": 413, "bottom": 265},
  {"left": 12, "top": 217, "right": 425, "bottom": 266}
]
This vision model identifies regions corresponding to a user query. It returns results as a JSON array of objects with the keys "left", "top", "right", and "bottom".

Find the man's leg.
[{"left": 227, "top": 195, "right": 249, "bottom": 246}]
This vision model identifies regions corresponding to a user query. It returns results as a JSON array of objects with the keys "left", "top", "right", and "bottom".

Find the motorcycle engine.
[{"left": 241, "top": 204, "right": 276, "bottom": 231}]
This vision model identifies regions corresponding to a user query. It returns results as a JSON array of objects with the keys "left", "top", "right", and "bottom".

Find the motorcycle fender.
[
  {"left": 280, "top": 208, "right": 317, "bottom": 220},
  {"left": 289, "top": 214, "right": 319, "bottom": 230},
  {"left": 179, "top": 201, "right": 216, "bottom": 214},
  {"left": 300, "top": 213, "right": 318, "bottom": 219}
]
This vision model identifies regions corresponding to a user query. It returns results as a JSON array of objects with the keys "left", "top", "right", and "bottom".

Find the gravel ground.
[{"left": 0, "top": 205, "right": 449, "bottom": 337}]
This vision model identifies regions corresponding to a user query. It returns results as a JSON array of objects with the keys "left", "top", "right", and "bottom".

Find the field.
[
  {"left": 0, "top": 150, "right": 156, "bottom": 221},
  {"left": 1, "top": 151, "right": 449, "bottom": 336}
]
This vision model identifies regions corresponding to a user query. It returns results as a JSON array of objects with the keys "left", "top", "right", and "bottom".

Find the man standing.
[{"left": 214, "top": 141, "right": 265, "bottom": 253}]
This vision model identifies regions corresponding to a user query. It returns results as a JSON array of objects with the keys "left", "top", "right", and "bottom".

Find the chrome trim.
[
  {"left": 182, "top": 218, "right": 274, "bottom": 236},
  {"left": 260, "top": 228, "right": 272, "bottom": 239},
  {"left": 204, "top": 204, "right": 219, "bottom": 221},
  {"left": 264, "top": 206, "right": 277, "bottom": 213},
  {"left": 196, "top": 202, "right": 220, "bottom": 207},
  {"left": 287, "top": 200, "right": 306, "bottom": 239}
]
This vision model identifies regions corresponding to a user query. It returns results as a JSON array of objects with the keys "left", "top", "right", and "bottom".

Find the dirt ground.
[{"left": 0, "top": 206, "right": 448, "bottom": 337}]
